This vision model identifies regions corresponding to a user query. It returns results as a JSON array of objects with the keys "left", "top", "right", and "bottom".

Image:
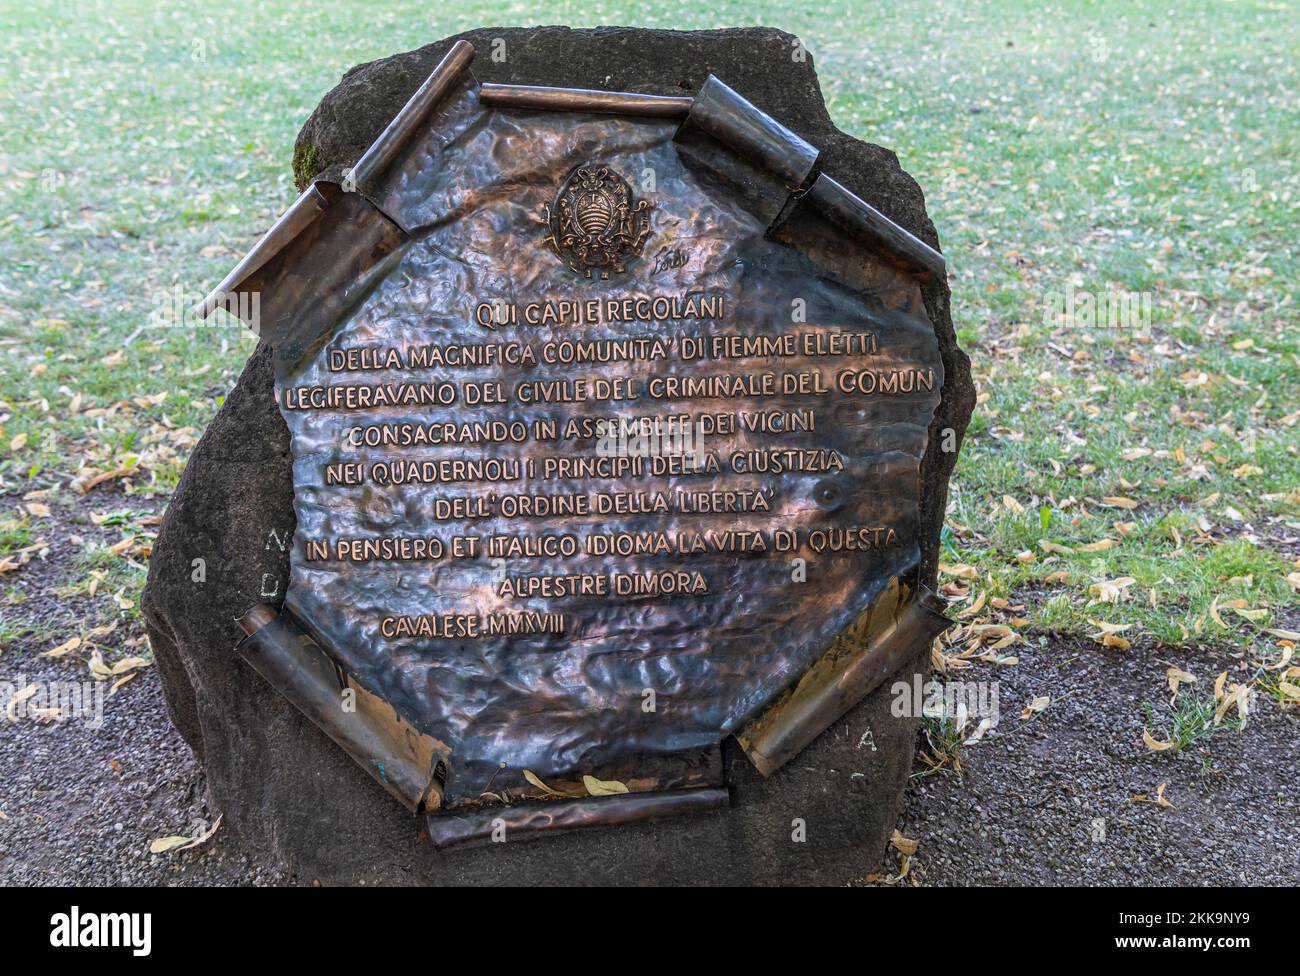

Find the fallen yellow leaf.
[
  {"left": 42, "top": 636, "right": 82, "bottom": 658},
  {"left": 1102, "top": 496, "right": 1139, "bottom": 509},
  {"left": 582, "top": 774, "right": 629, "bottom": 796},
  {"left": 149, "top": 835, "right": 191, "bottom": 854},
  {"left": 890, "top": 830, "right": 919, "bottom": 856},
  {"left": 1020, "top": 695, "right": 1050, "bottom": 719},
  {"left": 1142, "top": 729, "right": 1176, "bottom": 751},
  {"left": 109, "top": 656, "right": 151, "bottom": 675},
  {"left": 5, "top": 684, "right": 37, "bottom": 722},
  {"left": 956, "top": 591, "right": 987, "bottom": 620},
  {"left": 523, "top": 769, "right": 565, "bottom": 797}
]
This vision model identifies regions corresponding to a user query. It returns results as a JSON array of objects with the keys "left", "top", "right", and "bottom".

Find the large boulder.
[{"left": 143, "top": 26, "right": 974, "bottom": 885}]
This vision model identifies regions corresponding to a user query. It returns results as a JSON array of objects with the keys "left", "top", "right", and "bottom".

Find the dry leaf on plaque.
[
  {"left": 1142, "top": 729, "right": 1176, "bottom": 751},
  {"left": 890, "top": 830, "right": 919, "bottom": 856},
  {"left": 1020, "top": 695, "right": 1050, "bottom": 719},
  {"left": 582, "top": 775, "right": 629, "bottom": 796},
  {"left": 523, "top": 769, "right": 565, "bottom": 797}
]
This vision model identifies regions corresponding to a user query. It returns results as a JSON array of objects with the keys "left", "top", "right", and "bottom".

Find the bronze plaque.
[{"left": 205, "top": 41, "right": 952, "bottom": 845}]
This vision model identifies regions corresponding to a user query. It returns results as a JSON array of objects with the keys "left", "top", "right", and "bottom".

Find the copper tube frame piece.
[
  {"left": 802, "top": 173, "right": 947, "bottom": 281},
  {"left": 427, "top": 787, "right": 729, "bottom": 850},
  {"left": 684, "top": 74, "right": 819, "bottom": 190},
  {"left": 738, "top": 583, "right": 953, "bottom": 777},
  {"left": 235, "top": 604, "right": 446, "bottom": 813},
  {"left": 479, "top": 82, "right": 693, "bottom": 118},
  {"left": 194, "top": 41, "right": 474, "bottom": 322},
  {"left": 351, "top": 39, "right": 476, "bottom": 189},
  {"left": 194, "top": 181, "right": 337, "bottom": 323}
]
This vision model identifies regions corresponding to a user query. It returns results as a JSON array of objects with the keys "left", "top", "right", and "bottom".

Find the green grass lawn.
[{"left": 1, "top": 0, "right": 1296, "bottom": 676}]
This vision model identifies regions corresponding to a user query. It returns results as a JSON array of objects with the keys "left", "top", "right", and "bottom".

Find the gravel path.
[
  {"left": 4, "top": 634, "right": 1294, "bottom": 886},
  {"left": 897, "top": 638, "right": 1299, "bottom": 886},
  {"left": 0, "top": 645, "right": 279, "bottom": 885}
]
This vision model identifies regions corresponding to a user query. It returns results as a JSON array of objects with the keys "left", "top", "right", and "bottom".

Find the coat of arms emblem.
[{"left": 544, "top": 165, "right": 652, "bottom": 277}]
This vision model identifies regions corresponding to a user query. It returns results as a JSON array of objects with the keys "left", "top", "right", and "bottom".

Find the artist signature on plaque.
[
  {"left": 543, "top": 164, "right": 651, "bottom": 278},
  {"left": 652, "top": 245, "right": 688, "bottom": 276}
]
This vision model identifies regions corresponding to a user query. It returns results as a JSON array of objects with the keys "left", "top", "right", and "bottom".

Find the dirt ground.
[
  {"left": 2, "top": 624, "right": 1295, "bottom": 885},
  {"left": 897, "top": 641, "right": 1299, "bottom": 886}
]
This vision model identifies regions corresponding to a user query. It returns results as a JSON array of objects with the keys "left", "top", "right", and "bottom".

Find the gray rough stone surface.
[{"left": 143, "top": 26, "right": 974, "bottom": 885}]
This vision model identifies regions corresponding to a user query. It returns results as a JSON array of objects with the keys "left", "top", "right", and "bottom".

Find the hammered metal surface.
[{"left": 270, "top": 83, "right": 943, "bottom": 805}]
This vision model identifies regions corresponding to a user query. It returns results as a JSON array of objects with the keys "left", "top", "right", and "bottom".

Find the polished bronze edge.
[
  {"left": 479, "top": 83, "right": 693, "bottom": 118},
  {"left": 351, "top": 38, "right": 476, "bottom": 189},
  {"left": 236, "top": 602, "right": 278, "bottom": 637},
  {"left": 739, "top": 585, "right": 953, "bottom": 777},
  {"left": 683, "top": 74, "right": 820, "bottom": 191},
  {"left": 426, "top": 786, "right": 729, "bottom": 851},
  {"left": 194, "top": 181, "right": 334, "bottom": 325},
  {"left": 805, "top": 173, "right": 947, "bottom": 281},
  {"left": 235, "top": 606, "right": 443, "bottom": 813}
]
